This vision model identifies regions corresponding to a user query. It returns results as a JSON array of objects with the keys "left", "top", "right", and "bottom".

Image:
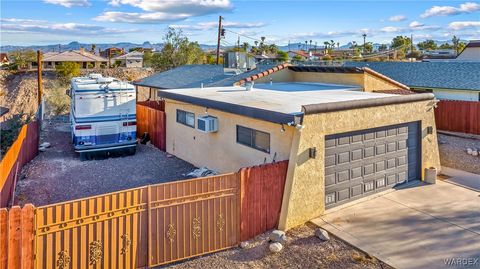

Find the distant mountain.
[{"left": 0, "top": 41, "right": 222, "bottom": 53}]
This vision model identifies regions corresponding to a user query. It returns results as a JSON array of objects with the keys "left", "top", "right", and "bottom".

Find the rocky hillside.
[{"left": 0, "top": 68, "right": 154, "bottom": 122}]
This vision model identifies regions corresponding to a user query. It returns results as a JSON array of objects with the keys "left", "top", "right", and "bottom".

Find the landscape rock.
[
  {"left": 269, "top": 230, "right": 287, "bottom": 243},
  {"left": 240, "top": 241, "right": 250, "bottom": 249},
  {"left": 315, "top": 228, "right": 330, "bottom": 241},
  {"left": 467, "top": 148, "right": 473, "bottom": 155},
  {"left": 472, "top": 150, "right": 479, "bottom": 157},
  {"left": 269, "top": 242, "right": 283, "bottom": 253},
  {"left": 40, "top": 142, "right": 51, "bottom": 148}
]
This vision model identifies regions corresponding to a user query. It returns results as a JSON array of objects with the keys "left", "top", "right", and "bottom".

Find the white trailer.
[{"left": 69, "top": 74, "right": 137, "bottom": 159}]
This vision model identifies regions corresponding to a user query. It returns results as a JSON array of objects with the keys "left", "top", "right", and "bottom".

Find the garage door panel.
[{"left": 325, "top": 122, "right": 420, "bottom": 209}]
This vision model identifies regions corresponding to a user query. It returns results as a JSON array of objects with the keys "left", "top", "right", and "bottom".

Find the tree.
[
  {"left": 457, "top": 42, "right": 467, "bottom": 54},
  {"left": 150, "top": 27, "right": 205, "bottom": 70},
  {"left": 452, "top": 35, "right": 460, "bottom": 53},
  {"left": 439, "top": 43, "right": 453, "bottom": 49},
  {"left": 292, "top": 55, "right": 304, "bottom": 61},
  {"left": 417, "top": 39, "right": 437, "bottom": 51},
  {"left": 55, "top": 62, "right": 80, "bottom": 84},
  {"left": 241, "top": 42, "right": 250, "bottom": 52},
  {"left": 8, "top": 50, "right": 36, "bottom": 69},
  {"left": 363, "top": 42, "right": 373, "bottom": 54},
  {"left": 277, "top": 51, "right": 288, "bottom": 62},
  {"left": 143, "top": 50, "right": 152, "bottom": 67},
  {"left": 391, "top": 36, "right": 411, "bottom": 59},
  {"left": 90, "top": 44, "right": 96, "bottom": 53}
]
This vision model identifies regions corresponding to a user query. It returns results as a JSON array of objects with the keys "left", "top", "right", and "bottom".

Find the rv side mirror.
[{"left": 66, "top": 89, "right": 70, "bottom": 96}]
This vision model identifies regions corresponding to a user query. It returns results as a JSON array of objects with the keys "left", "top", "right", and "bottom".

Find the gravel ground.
[
  {"left": 14, "top": 116, "right": 196, "bottom": 207},
  {"left": 438, "top": 133, "right": 480, "bottom": 175},
  {"left": 163, "top": 224, "right": 392, "bottom": 269}
]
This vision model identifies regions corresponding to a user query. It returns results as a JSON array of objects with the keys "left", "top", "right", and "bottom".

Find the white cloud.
[
  {"left": 1, "top": 21, "right": 136, "bottom": 36},
  {"left": 170, "top": 21, "right": 266, "bottom": 31},
  {"left": 43, "top": 0, "right": 90, "bottom": 7},
  {"left": 95, "top": 12, "right": 191, "bottom": 24},
  {"left": 448, "top": 21, "right": 480, "bottom": 30},
  {"left": 389, "top": 15, "right": 407, "bottom": 22},
  {"left": 421, "top": 2, "right": 480, "bottom": 18},
  {"left": 0, "top": 18, "right": 47, "bottom": 23},
  {"left": 99, "top": 0, "right": 233, "bottom": 23},
  {"left": 409, "top": 21, "right": 425, "bottom": 28},
  {"left": 381, "top": 26, "right": 401, "bottom": 33}
]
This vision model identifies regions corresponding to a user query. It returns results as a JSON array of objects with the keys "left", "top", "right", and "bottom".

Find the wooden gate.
[{"left": 33, "top": 173, "right": 240, "bottom": 269}]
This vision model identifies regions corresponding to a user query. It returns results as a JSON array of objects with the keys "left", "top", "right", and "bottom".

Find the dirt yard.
[
  {"left": 438, "top": 133, "right": 480, "bottom": 175},
  {"left": 14, "top": 116, "right": 196, "bottom": 207},
  {"left": 163, "top": 224, "right": 392, "bottom": 269}
]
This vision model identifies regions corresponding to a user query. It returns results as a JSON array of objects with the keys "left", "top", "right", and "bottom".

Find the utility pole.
[
  {"left": 216, "top": 15, "right": 223, "bottom": 65},
  {"left": 37, "top": 50, "right": 43, "bottom": 134}
]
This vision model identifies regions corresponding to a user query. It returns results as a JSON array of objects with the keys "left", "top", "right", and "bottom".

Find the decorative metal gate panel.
[
  {"left": 148, "top": 173, "right": 240, "bottom": 267},
  {"left": 35, "top": 187, "right": 149, "bottom": 269},
  {"left": 33, "top": 173, "right": 240, "bottom": 269}
]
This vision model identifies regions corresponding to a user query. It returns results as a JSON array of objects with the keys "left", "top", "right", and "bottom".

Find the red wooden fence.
[
  {"left": 239, "top": 160, "right": 289, "bottom": 241},
  {"left": 136, "top": 101, "right": 166, "bottom": 151},
  {"left": 0, "top": 204, "right": 35, "bottom": 269},
  {"left": 434, "top": 100, "right": 480, "bottom": 135},
  {"left": 0, "top": 121, "right": 39, "bottom": 207}
]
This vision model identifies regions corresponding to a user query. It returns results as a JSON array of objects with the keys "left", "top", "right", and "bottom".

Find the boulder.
[
  {"left": 40, "top": 142, "right": 51, "bottom": 148},
  {"left": 269, "top": 230, "right": 287, "bottom": 244},
  {"left": 467, "top": 148, "right": 473, "bottom": 155},
  {"left": 315, "top": 228, "right": 330, "bottom": 241},
  {"left": 240, "top": 241, "right": 250, "bottom": 249},
  {"left": 269, "top": 242, "right": 283, "bottom": 253},
  {"left": 472, "top": 150, "right": 479, "bottom": 157}
]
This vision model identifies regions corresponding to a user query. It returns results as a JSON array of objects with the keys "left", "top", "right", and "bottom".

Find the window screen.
[
  {"left": 176, "top": 109, "right": 195, "bottom": 128},
  {"left": 236, "top": 125, "right": 270, "bottom": 153}
]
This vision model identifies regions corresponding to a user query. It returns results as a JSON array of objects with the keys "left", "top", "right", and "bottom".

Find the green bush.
[{"left": 55, "top": 62, "right": 80, "bottom": 84}]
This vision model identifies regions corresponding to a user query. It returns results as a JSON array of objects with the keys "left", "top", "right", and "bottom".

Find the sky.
[{"left": 1, "top": 0, "right": 479, "bottom": 46}]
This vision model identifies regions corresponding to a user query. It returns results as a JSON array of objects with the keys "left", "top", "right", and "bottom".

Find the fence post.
[
  {"left": 0, "top": 208, "right": 7, "bottom": 269},
  {"left": 21, "top": 204, "right": 35, "bottom": 269}
]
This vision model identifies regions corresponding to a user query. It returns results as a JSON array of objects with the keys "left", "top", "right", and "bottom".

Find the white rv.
[{"left": 69, "top": 74, "right": 137, "bottom": 159}]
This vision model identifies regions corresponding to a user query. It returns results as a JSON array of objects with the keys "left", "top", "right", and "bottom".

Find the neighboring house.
[
  {"left": 99, "top": 47, "right": 125, "bottom": 59},
  {"left": 133, "top": 64, "right": 291, "bottom": 101},
  {"left": 0, "top": 53, "right": 9, "bottom": 66},
  {"left": 157, "top": 66, "right": 440, "bottom": 230},
  {"left": 421, "top": 49, "right": 457, "bottom": 61},
  {"left": 112, "top": 51, "right": 144, "bottom": 68},
  {"left": 345, "top": 62, "right": 480, "bottom": 101},
  {"left": 288, "top": 50, "right": 310, "bottom": 60},
  {"left": 33, "top": 49, "right": 108, "bottom": 70},
  {"left": 454, "top": 40, "right": 480, "bottom": 62}
]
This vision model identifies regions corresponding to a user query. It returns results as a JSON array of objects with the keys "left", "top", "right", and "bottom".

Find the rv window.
[
  {"left": 236, "top": 125, "right": 270, "bottom": 153},
  {"left": 176, "top": 109, "right": 195, "bottom": 128}
]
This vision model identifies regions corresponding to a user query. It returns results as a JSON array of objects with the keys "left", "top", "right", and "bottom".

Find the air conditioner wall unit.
[{"left": 197, "top": 115, "right": 218, "bottom": 133}]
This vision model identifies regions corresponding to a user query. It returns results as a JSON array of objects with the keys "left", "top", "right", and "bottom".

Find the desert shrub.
[
  {"left": 55, "top": 62, "right": 80, "bottom": 84},
  {"left": 0, "top": 114, "right": 29, "bottom": 157},
  {"left": 45, "top": 80, "right": 70, "bottom": 116}
]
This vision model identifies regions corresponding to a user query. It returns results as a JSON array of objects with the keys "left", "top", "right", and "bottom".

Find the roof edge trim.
[{"left": 302, "top": 93, "right": 434, "bottom": 115}]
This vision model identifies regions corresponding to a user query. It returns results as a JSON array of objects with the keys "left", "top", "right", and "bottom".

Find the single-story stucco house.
[
  {"left": 154, "top": 65, "right": 440, "bottom": 230},
  {"left": 30, "top": 49, "right": 108, "bottom": 70},
  {"left": 345, "top": 61, "right": 480, "bottom": 101},
  {"left": 111, "top": 51, "right": 144, "bottom": 68}
]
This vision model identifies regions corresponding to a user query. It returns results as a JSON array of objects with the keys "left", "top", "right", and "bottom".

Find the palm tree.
[
  {"left": 337, "top": 42, "right": 340, "bottom": 49},
  {"left": 309, "top": 40, "right": 312, "bottom": 50},
  {"left": 305, "top": 41, "right": 308, "bottom": 51},
  {"left": 242, "top": 42, "right": 250, "bottom": 52}
]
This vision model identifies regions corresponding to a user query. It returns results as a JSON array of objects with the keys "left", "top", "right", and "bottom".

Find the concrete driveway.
[{"left": 311, "top": 180, "right": 480, "bottom": 269}]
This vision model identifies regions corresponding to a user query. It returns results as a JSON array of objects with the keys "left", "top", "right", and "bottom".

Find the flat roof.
[{"left": 158, "top": 83, "right": 434, "bottom": 124}]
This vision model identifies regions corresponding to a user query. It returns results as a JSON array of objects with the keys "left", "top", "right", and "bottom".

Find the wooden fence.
[
  {"left": 0, "top": 161, "right": 288, "bottom": 268},
  {"left": 239, "top": 161, "right": 288, "bottom": 241},
  {"left": 136, "top": 101, "right": 166, "bottom": 151},
  {"left": 434, "top": 100, "right": 480, "bottom": 135},
  {"left": 0, "top": 121, "right": 39, "bottom": 207}
]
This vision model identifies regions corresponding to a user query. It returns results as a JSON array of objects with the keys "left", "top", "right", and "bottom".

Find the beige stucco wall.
[
  {"left": 363, "top": 72, "right": 405, "bottom": 92},
  {"left": 164, "top": 99, "right": 295, "bottom": 173},
  {"left": 278, "top": 99, "right": 441, "bottom": 230},
  {"left": 253, "top": 69, "right": 403, "bottom": 91}
]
